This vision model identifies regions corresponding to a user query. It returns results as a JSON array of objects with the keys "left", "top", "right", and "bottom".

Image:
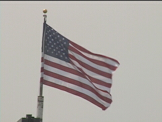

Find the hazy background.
[{"left": 1, "top": 1, "right": 162, "bottom": 122}]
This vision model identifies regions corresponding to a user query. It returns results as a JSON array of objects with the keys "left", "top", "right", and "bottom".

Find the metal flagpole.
[{"left": 36, "top": 9, "right": 47, "bottom": 122}]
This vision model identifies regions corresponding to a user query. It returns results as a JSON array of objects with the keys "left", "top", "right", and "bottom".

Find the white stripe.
[
  {"left": 43, "top": 74, "right": 111, "bottom": 107},
  {"left": 69, "top": 50, "right": 113, "bottom": 74},
  {"left": 93, "top": 83, "right": 111, "bottom": 93},
  {"left": 43, "top": 54, "right": 74, "bottom": 69},
  {"left": 70, "top": 58, "right": 112, "bottom": 84},
  {"left": 70, "top": 43, "right": 119, "bottom": 67},
  {"left": 42, "top": 64, "right": 111, "bottom": 99}
]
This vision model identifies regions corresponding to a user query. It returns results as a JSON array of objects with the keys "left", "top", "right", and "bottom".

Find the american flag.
[{"left": 41, "top": 23, "right": 120, "bottom": 110}]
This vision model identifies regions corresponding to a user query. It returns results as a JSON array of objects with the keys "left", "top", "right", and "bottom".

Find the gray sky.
[{"left": 1, "top": 1, "right": 162, "bottom": 122}]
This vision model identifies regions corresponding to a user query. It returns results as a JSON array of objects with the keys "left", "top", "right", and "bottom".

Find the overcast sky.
[{"left": 1, "top": 1, "right": 162, "bottom": 122}]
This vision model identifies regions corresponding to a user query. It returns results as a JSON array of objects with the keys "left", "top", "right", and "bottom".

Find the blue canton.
[{"left": 44, "top": 24, "right": 70, "bottom": 62}]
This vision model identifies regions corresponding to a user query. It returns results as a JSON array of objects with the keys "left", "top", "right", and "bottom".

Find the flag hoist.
[{"left": 36, "top": 9, "right": 47, "bottom": 122}]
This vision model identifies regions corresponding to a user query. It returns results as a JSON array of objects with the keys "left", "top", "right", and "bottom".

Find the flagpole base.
[{"left": 36, "top": 96, "right": 44, "bottom": 121}]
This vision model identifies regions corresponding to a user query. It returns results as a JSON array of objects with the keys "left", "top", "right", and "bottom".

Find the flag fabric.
[{"left": 41, "top": 23, "right": 120, "bottom": 110}]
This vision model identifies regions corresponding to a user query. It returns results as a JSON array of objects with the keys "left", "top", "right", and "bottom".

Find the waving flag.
[{"left": 41, "top": 23, "right": 119, "bottom": 110}]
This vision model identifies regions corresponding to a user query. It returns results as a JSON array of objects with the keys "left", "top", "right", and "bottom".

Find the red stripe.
[
  {"left": 69, "top": 46, "right": 117, "bottom": 71},
  {"left": 42, "top": 69, "right": 112, "bottom": 103},
  {"left": 42, "top": 80, "right": 109, "bottom": 110},
  {"left": 70, "top": 54, "right": 112, "bottom": 78},
  {"left": 40, "top": 77, "right": 43, "bottom": 83},
  {"left": 41, "top": 67, "right": 44, "bottom": 72},
  {"left": 70, "top": 41, "right": 120, "bottom": 66},
  {"left": 41, "top": 57, "right": 44, "bottom": 62}
]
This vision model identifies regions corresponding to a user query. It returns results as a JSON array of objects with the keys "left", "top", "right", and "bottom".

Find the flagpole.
[{"left": 36, "top": 9, "right": 47, "bottom": 122}]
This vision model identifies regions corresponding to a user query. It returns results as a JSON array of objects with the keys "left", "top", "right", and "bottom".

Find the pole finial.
[
  {"left": 43, "top": 9, "right": 47, "bottom": 22},
  {"left": 43, "top": 9, "right": 47, "bottom": 14}
]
